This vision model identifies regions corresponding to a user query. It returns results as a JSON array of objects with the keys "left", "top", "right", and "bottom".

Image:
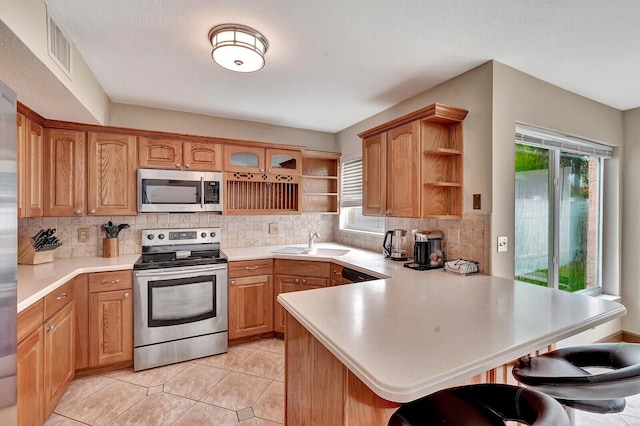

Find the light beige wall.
[
  {"left": 110, "top": 103, "right": 337, "bottom": 151},
  {"left": 491, "top": 62, "right": 623, "bottom": 288},
  {"left": 622, "top": 108, "right": 640, "bottom": 334},
  {"left": 0, "top": 0, "right": 110, "bottom": 123},
  {"left": 337, "top": 61, "right": 494, "bottom": 215}
]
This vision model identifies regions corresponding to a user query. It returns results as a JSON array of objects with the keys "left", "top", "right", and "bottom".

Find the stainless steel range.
[{"left": 133, "top": 227, "right": 228, "bottom": 371}]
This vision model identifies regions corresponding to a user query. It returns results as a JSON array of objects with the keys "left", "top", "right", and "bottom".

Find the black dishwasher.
[{"left": 342, "top": 267, "right": 379, "bottom": 283}]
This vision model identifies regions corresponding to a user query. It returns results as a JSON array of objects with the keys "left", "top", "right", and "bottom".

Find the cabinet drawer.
[
  {"left": 89, "top": 270, "right": 132, "bottom": 293},
  {"left": 43, "top": 280, "right": 74, "bottom": 320},
  {"left": 274, "top": 259, "right": 330, "bottom": 278},
  {"left": 302, "top": 277, "right": 329, "bottom": 289},
  {"left": 229, "top": 259, "right": 273, "bottom": 278},
  {"left": 18, "top": 298, "right": 44, "bottom": 343}
]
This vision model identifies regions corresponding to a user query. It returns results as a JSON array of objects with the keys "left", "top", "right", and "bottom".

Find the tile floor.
[
  {"left": 44, "top": 336, "right": 640, "bottom": 425},
  {"left": 45, "top": 338, "right": 285, "bottom": 426}
]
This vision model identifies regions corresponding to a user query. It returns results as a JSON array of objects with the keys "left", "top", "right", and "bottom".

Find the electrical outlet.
[
  {"left": 473, "top": 194, "right": 481, "bottom": 210},
  {"left": 497, "top": 236, "right": 508, "bottom": 253},
  {"left": 78, "top": 227, "right": 89, "bottom": 243},
  {"left": 268, "top": 222, "right": 279, "bottom": 234}
]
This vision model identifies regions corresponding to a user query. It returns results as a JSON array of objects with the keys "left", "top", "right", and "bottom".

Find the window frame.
[{"left": 339, "top": 158, "right": 384, "bottom": 235}]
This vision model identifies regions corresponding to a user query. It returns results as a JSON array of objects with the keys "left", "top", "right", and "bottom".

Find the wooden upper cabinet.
[
  {"left": 360, "top": 103, "right": 467, "bottom": 219},
  {"left": 266, "top": 148, "right": 302, "bottom": 175},
  {"left": 138, "top": 136, "right": 221, "bottom": 171},
  {"left": 224, "top": 145, "right": 265, "bottom": 173},
  {"left": 224, "top": 145, "right": 302, "bottom": 175},
  {"left": 17, "top": 113, "right": 44, "bottom": 218},
  {"left": 386, "top": 121, "right": 421, "bottom": 217},
  {"left": 87, "top": 132, "right": 137, "bottom": 216},
  {"left": 44, "top": 129, "right": 87, "bottom": 216},
  {"left": 362, "top": 133, "right": 387, "bottom": 216}
]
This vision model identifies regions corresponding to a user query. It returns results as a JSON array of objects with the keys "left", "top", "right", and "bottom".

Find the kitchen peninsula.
[{"left": 278, "top": 273, "right": 626, "bottom": 425}]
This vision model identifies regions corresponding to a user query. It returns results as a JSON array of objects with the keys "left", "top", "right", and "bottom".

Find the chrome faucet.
[{"left": 308, "top": 231, "right": 321, "bottom": 250}]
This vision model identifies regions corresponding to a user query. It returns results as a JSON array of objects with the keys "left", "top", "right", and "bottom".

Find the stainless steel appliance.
[
  {"left": 383, "top": 229, "right": 408, "bottom": 261},
  {"left": 138, "top": 168, "right": 223, "bottom": 213},
  {"left": 0, "top": 79, "right": 17, "bottom": 421},
  {"left": 404, "top": 230, "right": 444, "bottom": 270},
  {"left": 133, "top": 227, "right": 228, "bottom": 371}
]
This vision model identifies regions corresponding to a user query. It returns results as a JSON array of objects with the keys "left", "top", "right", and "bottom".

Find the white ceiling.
[{"left": 45, "top": 0, "right": 640, "bottom": 133}]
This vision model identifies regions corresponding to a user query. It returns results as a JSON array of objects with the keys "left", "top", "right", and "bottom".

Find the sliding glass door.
[{"left": 514, "top": 125, "right": 607, "bottom": 293}]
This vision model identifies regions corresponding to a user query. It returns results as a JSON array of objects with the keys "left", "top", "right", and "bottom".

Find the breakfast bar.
[{"left": 278, "top": 274, "right": 626, "bottom": 425}]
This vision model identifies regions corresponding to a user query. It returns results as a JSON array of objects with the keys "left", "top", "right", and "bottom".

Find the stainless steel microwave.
[{"left": 138, "top": 169, "right": 223, "bottom": 213}]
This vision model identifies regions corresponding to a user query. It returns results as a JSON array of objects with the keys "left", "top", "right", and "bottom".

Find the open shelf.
[
  {"left": 301, "top": 152, "right": 340, "bottom": 213},
  {"left": 423, "top": 148, "right": 462, "bottom": 156}
]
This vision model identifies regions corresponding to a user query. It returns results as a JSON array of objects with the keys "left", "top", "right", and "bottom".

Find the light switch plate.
[{"left": 497, "top": 236, "right": 508, "bottom": 252}]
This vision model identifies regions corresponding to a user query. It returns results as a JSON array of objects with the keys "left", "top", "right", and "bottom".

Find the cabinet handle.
[
  {"left": 333, "top": 270, "right": 341, "bottom": 275},
  {"left": 259, "top": 168, "right": 264, "bottom": 173},
  {"left": 176, "top": 163, "right": 181, "bottom": 168},
  {"left": 75, "top": 209, "right": 82, "bottom": 215},
  {"left": 56, "top": 293, "right": 68, "bottom": 301},
  {"left": 101, "top": 278, "right": 121, "bottom": 284},
  {"left": 386, "top": 209, "right": 392, "bottom": 215},
  {"left": 46, "top": 324, "right": 55, "bottom": 332},
  {"left": 245, "top": 266, "right": 260, "bottom": 270},
  {"left": 185, "top": 164, "right": 190, "bottom": 168},
  {"left": 295, "top": 278, "right": 299, "bottom": 283},
  {"left": 230, "top": 280, "right": 236, "bottom": 286},
  {"left": 379, "top": 209, "right": 384, "bottom": 216},
  {"left": 302, "top": 279, "right": 307, "bottom": 284},
  {"left": 268, "top": 169, "right": 272, "bottom": 173},
  {"left": 89, "top": 208, "right": 96, "bottom": 214},
  {"left": 124, "top": 292, "right": 130, "bottom": 298}
]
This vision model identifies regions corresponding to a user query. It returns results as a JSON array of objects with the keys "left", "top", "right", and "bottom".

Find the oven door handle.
[
  {"left": 200, "top": 176, "right": 205, "bottom": 210},
  {"left": 135, "top": 265, "right": 227, "bottom": 278}
]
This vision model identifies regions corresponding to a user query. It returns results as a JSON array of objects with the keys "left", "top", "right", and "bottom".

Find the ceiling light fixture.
[{"left": 208, "top": 24, "right": 269, "bottom": 73}]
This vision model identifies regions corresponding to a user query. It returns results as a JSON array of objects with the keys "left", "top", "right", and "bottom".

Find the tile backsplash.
[
  {"left": 19, "top": 212, "right": 489, "bottom": 274},
  {"left": 18, "top": 213, "right": 338, "bottom": 258}
]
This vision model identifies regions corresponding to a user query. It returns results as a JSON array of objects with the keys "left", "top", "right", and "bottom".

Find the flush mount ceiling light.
[{"left": 208, "top": 24, "right": 269, "bottom": 73}]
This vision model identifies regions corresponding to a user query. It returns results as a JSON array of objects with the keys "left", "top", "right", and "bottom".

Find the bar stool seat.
[
  {"left": 512, "top": 343, "right": 640, "bottom": 414},
  {"left": 388, "top": 383, "right": 569, "bottom": 425}
]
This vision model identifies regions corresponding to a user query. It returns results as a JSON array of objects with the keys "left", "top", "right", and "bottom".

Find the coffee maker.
[
  {"left": 404, "top": 230, "right": 444, "bottom": 270},
  {"left": 383, "top": 229, "right": 408, "bottom": 261}
]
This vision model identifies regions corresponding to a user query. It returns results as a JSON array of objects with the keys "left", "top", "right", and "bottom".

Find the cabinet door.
[
  {"left": 386, "top": 121, "right": 421, "bottom": 217},
  {"left": 87, "top": 132, "right": 137, "bottom": 216},
  {"left": 266, "top": 148, "right": 302, "bottom": 175},
  {"left": 302, "top": 277, "right": 329, "bottom": 290},
  {"left": 362, "top": 133, "right": 387, "bottom": 216},
  {"left": 17, "top": 327, "right": 44, "bottom": 426},
  {"left": 138, "top": 136, "right": 183, "bottom": 170},
  {"left": 274, "top": 275, "right": 301, "bottom": 333},
  {"left": 89, "top": 289, "right": 133, "bottom": 366},
  {"left": 229, "top": 275, "right": 273, "bottom": 339},
  {"left": 43, "top": 301, "right": 75, "bottom": 416},
  {"left": 44, "top": 129, "right": 86, "bottom": 216},
  {"left": 17, "top": 115, "right": 44, "bottom": 218},
  {"left": 223, "top": 145, "right": 265, "bottom": 173},
  {"left": 183, "top": 142, "right": 222, "bottom": 171}
]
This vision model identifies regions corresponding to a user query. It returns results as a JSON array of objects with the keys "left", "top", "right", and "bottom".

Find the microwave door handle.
[{"left": 200, "top": 176, "right": 205, "bottom": 210}]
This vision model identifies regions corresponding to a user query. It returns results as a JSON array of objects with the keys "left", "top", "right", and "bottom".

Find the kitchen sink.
[
  {"left": 309, "top": 248, "right": 350, "bottom": 256},
  {"left": 271, "top": 247, "right": 350, "bottom": 256}
]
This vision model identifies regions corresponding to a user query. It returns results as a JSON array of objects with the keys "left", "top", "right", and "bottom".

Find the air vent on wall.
[{"left": 47, "top": 10, "right": 72, "bottom": 79}]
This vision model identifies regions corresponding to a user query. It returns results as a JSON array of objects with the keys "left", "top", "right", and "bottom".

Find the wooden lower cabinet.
[
  {"left": 229, "top": 275, "right": 274, "bottom": 339},
  {"left": 274, "top": 274, "right": 329, "bottom": 333},
  {"left": 17, "top": 327, "right": 44, "bottom": 426},
  {"left": 43, "top": 301, "right": 76, "bottom": 416},
  {"left": 89, "top": 289, "right": 133, "bottom": 366}
]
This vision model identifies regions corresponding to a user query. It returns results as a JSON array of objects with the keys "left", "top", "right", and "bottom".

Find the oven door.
[{"left": 133, "top": 264, "right": 228, "bottom": 347}]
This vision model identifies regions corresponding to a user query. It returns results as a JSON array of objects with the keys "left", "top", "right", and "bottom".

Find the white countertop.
[
  {"left": 278, "top": 275, "right": 625, "bottom": 403},
  {"left": 17, "top": 254, "right": 140, "bottom": 312}
]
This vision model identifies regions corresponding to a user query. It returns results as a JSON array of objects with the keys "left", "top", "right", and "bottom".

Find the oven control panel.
[{"left": 142, "top": 227, "right": 220, "bottom": 246}]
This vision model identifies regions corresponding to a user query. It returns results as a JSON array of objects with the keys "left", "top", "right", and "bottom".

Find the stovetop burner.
[{"left": 133, "top": 227, "right": 227, "bottom": 270}]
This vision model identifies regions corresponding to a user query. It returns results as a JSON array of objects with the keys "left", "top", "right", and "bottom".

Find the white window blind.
[
  {"left": 341, "top": 158, "right": 362, "bottom": 208},
  {"left": 515, "top": 124, "right": 613, "bottom": 158}
]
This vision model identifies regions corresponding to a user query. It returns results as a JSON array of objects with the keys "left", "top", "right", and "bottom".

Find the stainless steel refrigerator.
[{"left": 0, "top": 79, "right": 17, "bottom": 423}]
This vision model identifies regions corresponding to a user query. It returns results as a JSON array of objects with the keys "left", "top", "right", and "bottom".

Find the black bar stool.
[
  {"left": 388, "top": 383, "right": 569, "bottom": 425},
  {"left": 512, "top": 343, "right": 640, "bottom": 414}
]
